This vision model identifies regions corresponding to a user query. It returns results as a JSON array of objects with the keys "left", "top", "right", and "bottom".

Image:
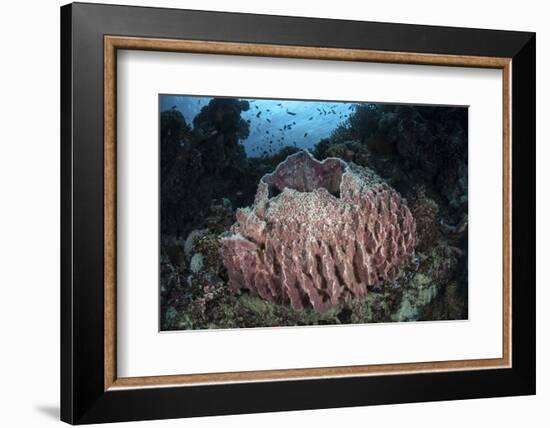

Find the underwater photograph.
[{"left": 159, "top": 94, "right": 468, "bottom": 331}]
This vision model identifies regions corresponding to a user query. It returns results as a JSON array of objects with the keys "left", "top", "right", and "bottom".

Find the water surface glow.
[{"left": 160, "top": 95, "right": 359, "bottom": 156}]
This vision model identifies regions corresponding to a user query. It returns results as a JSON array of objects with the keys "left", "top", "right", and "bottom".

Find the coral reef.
[
  {"left": 313, "top": 139, "right": 371, "bottom": 166},
  {"left": 408, "top": 186, "right": 440, "bottom": 250},
  {"left": 161, "top": 229, "right": 465, "bottom": 330},
  {"left": 205, "top": 198, "right": 235, "bottom": 234},
  {"left": 313, "top": 104, "right": 468, "bottom": 214},
  {"left": 159, "top": 97, "right": 469, "bottom": 330},
  {"left": 160, "top": 100, "right": 255, "bottom": 237},
  {"left": 220, "top": 151, "right": 416, "bottom": 312}
]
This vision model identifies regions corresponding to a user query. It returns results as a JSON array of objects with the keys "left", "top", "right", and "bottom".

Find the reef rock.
[
  {"left": 220, "top": 151, "right": 416, "bottom": 312},
  {"left": 409, "top": 186, "right": 439, "bottom": 251}
]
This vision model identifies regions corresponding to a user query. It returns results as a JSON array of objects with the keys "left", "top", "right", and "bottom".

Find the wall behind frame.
[{"left": 0, "top": 0, "right": 545, "bottom": 427}]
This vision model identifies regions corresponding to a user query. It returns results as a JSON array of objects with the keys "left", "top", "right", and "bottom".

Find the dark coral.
[
  {"left": 409, "top": 186, "right": 440, "bottom": 250},
  {"left": 313, "top": 104, "right": 468, "bottom": 211},
  {"left": 161, "top": 98, "right": 255, "bottom": 237}
]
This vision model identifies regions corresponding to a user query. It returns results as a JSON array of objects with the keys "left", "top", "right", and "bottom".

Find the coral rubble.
[{"left": 220, "top": 151, "right": 416, "bottom": 312}]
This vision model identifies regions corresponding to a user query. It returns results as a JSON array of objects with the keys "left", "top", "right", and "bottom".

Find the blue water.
[{"left": 160, "top": 95, "right": 358, "bottom": 156}]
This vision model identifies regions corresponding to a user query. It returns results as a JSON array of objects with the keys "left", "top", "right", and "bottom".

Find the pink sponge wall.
[{"left": 220, "top": 151, "right": 416, "bottom": 313}]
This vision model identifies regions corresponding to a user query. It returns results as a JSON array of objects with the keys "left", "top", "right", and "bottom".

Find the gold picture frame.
[{"left": 103, "top": 36, "right": 512, "bottom": 391}]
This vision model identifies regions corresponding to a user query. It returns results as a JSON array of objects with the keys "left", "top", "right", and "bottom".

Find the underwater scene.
[{"left": 159, "top": 94, "right": 468, "bottom": 331}]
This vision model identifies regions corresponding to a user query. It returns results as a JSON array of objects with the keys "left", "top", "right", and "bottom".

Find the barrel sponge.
[{"left": 220, "top": 151, "right": 416, "bottom": 312}]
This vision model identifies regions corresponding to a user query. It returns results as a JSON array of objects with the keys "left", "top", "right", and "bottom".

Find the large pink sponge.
[{"left": 220, "top": 151, "right": 416, "bottom": 312}]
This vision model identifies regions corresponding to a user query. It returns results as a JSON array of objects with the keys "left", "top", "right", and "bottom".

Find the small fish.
[
  {"left": 286, "top": 111, "right": 296, "bottom": 116},
  {"left": 256, "top": 111, "right": 261, "bottom": 118},
  {"left": 277, "top": 103, "right": 282, "bottom": 107},
  {"left": 309, "top": 117, "right": 313, "bottom": 120},
  {"left": 171, "top": 105, "right": 177, "bottom": 109},
  {"left": 267, "top": 118, "right": 271, "bottom": 123},
  {"left": 292, "top": 121, "right": 296, "bottom": 125},
  {"left": 304, "top": 132, "right": 308, "bottom": 138},
  {"left": 266, "top": 130, "right": 269, "bottom": 134}
]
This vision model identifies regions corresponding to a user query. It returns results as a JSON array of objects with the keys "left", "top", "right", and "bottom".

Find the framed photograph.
[{"left": 60, "top": 2, "right": 535, "bottom": 424}]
